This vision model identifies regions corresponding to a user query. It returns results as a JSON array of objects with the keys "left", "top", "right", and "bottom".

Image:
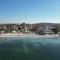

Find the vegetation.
[
  {"left": 52, "top": 28, "right": 59, "bottom": 34},
  {"left": 0, "top": 23, "right": 60, "bottom": 34},
  {"left": 38, "top": 30, "right": 45, "bottom": 35}
]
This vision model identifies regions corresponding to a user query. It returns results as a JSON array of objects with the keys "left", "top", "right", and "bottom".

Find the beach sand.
[{"left": 0, "top": 33, "right": 59, "bottom": 38}]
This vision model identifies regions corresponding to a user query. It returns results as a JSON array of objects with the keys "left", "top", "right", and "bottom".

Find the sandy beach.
[{"left": 0, "top": 33, "right": 59, "bottom": 38}]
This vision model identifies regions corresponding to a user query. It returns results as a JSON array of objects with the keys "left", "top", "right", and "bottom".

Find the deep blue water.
[{"left": 0, "top": 37, "right": 60, "bottom": 60}]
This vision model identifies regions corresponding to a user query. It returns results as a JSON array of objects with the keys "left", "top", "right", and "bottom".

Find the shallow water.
[{"left": 0, "top": 37, "right": 60, "bottom": 60}]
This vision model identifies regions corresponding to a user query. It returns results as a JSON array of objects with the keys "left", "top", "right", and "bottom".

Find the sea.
[{"left": 0, "top": 37, "right": 60, "bottom": 60}]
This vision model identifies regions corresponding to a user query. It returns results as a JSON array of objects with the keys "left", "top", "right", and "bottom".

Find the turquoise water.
[{"left": 0, "top": 37, "right": 60, "bottom": 60}]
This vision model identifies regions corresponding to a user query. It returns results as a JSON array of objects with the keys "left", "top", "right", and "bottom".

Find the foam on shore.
[{"left": 0, "top": 33, "right": 59, "bottom": 38}]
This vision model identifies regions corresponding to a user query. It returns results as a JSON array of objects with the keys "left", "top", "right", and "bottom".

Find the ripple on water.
[{"left": 0, "top": 37, "right": 60, "bottom": 60}]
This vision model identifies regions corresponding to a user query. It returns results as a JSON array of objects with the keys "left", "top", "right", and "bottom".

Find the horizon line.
[{"left": 0, "top": 22, "right": 60, "bottom": 24}]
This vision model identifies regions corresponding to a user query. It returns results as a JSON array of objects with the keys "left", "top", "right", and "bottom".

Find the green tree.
[
  {"left": 52, "top": 28, "right": 59, "bottom": 34},
  {"left": 38, "top": 30, "right": 45, "bottom": 35}
]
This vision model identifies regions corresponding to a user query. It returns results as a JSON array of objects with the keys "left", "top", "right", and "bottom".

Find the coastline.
[{"left": 0, "top": 33, "right": 59, "bottom": 38}]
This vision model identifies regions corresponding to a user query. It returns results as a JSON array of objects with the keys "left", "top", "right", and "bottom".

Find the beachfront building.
[
  {"left": 45, "top": 25, "right": 54, "bottom": 34},
  {"left": 0, "top": 23, "right": 59, "bottom": 35},
  {"left": 33, "top": 24, "right": 55, "bottom": 35}
]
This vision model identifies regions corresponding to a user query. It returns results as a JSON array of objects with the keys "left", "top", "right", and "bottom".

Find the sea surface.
[{"left": 0, "top": 37, "right": 60, "bottom": 60}]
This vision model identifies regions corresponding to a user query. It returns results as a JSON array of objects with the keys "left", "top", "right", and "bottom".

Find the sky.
[{"left": 0, "top": 0, "right": 60, "bottom": 23}]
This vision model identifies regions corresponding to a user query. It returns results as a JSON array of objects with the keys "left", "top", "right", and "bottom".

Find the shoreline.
[{"left": 0, "top": 33, "right": 59, "bottom": 38}]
